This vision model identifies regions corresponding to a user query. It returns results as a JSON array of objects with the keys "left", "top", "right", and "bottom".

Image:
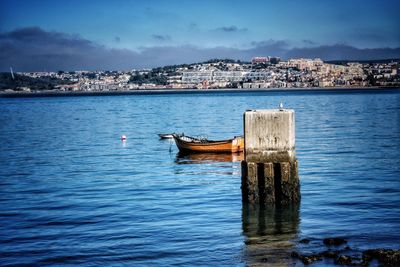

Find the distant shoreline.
[{"left": 1, "top": 86, "right": 399, "bottom": 98}]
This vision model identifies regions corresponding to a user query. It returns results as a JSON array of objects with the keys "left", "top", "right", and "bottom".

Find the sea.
[{"left": 0, "top": 89, "right": 399, "bottom": 266}]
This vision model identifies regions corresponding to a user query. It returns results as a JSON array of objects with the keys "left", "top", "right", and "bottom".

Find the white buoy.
[{"left": 121, "top": 135, "right": 127, "bottom": 141}]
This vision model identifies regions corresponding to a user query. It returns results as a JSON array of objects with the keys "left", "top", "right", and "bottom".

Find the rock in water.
[
  {"left": 335, "top": 255, "right": 352, "bottom": 265},
  {"left": 323, "top": 237, "right": 347, "bottom": 246},
  {"left": 363, "top": 249, "right": 400, "bottom": 266},
  {"left": 321, "top": 250, "right": 340, "bottom": 259}
]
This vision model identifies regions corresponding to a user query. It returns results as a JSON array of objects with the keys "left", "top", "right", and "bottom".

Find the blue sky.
[{"left": 1, "top": 0, "right": 399, "bottom": 70}]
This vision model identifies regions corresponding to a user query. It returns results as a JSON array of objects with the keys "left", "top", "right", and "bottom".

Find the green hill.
[{"left": 0, "top": 73, "right": 72, "bottom": 91}]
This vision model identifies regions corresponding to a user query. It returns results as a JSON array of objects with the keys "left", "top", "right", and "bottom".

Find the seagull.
[{"left": 279, "top": 102, "right": 284, "bottom": 111}]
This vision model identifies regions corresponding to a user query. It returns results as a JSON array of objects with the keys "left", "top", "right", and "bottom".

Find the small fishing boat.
[
  {"left": 173, "top": 134, "right": 244, "bottom": 153},
  {"left": 158, "top": 133, "right": 176, "bottom": 139}
]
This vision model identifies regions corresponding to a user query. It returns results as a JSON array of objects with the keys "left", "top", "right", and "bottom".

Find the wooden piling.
[{"left": 241, "top": 109, "right": 300, "bottom": 205}]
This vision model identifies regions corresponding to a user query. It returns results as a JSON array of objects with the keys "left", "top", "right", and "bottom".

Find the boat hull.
[
  {"left": 158, "top": 133, "right": 175, "bottom": 139},
  {"left": 173, "top": 135, "right": 244, "bottom": 153}
]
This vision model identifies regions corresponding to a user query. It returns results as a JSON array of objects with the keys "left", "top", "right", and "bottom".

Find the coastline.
[{"left": 0, "top": 86, "right": 399, "bottom": 98}]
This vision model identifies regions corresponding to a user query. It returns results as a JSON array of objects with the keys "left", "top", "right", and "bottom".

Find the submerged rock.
[
  {"left": 321, "top": 250, "right": 340, "bottom": 258},
  {"left": 293, "top": 237, "right": 399, "bottom": 266},
  {"left": 363, "top": 249, "right": 400, "bottom": 266},
  {"left": 290, "top": 251, "right": 322, "bottom": 265},
  {"left": 334, "top": 255, "right": 352, "bottom": 265},
  {"left": 301, "top": 254, "right": 323, "bottom": 265},
  {"left": 323, "top": 237, "right": 347, "bottom": 246}
]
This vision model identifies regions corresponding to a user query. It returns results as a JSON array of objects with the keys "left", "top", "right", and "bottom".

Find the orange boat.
[{"left": 173, "top": 134, "right": 244, "bottom": 153}]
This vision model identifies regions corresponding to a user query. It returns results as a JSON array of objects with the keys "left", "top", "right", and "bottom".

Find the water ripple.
[{"left": 1, "top": 90, "right": 399, "bottom": 266}]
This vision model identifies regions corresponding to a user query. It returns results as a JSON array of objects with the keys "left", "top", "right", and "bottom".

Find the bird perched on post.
[{"left": 279, "top": 102, "right": 284, "bottom": 111}]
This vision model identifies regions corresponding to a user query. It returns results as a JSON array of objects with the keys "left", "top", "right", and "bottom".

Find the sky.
[{"left": 0, "top": 0, "right": 399, "bottom": 71}]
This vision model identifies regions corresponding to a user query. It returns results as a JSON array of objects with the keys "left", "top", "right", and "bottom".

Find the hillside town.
[{"left": 2, "top": 57, "right": 399, "bottom": 92}]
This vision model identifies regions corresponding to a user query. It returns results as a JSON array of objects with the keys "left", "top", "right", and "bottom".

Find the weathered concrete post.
[{"left": 241, "top": 109, "right": 300, "bottom": 205}]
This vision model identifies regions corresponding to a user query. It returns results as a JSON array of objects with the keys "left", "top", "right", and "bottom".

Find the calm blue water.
[{"left": 0, "top": 89, "right": 399, "bottom": 266}]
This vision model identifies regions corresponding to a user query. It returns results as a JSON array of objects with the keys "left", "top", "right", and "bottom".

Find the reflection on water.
[
  {"left": 175, "top": 152, "right": 244, "bottom": 164},
  {"left": 173, "top": 152, "right": 243, "bottom": 176},
  {"left": 242, "top": 204, "right": 299, "bottom": 266}
]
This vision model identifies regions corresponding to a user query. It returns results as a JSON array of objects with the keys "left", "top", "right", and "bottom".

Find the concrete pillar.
[{"left": 241, "top": 109, "right": 300, "bottom": 205}]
